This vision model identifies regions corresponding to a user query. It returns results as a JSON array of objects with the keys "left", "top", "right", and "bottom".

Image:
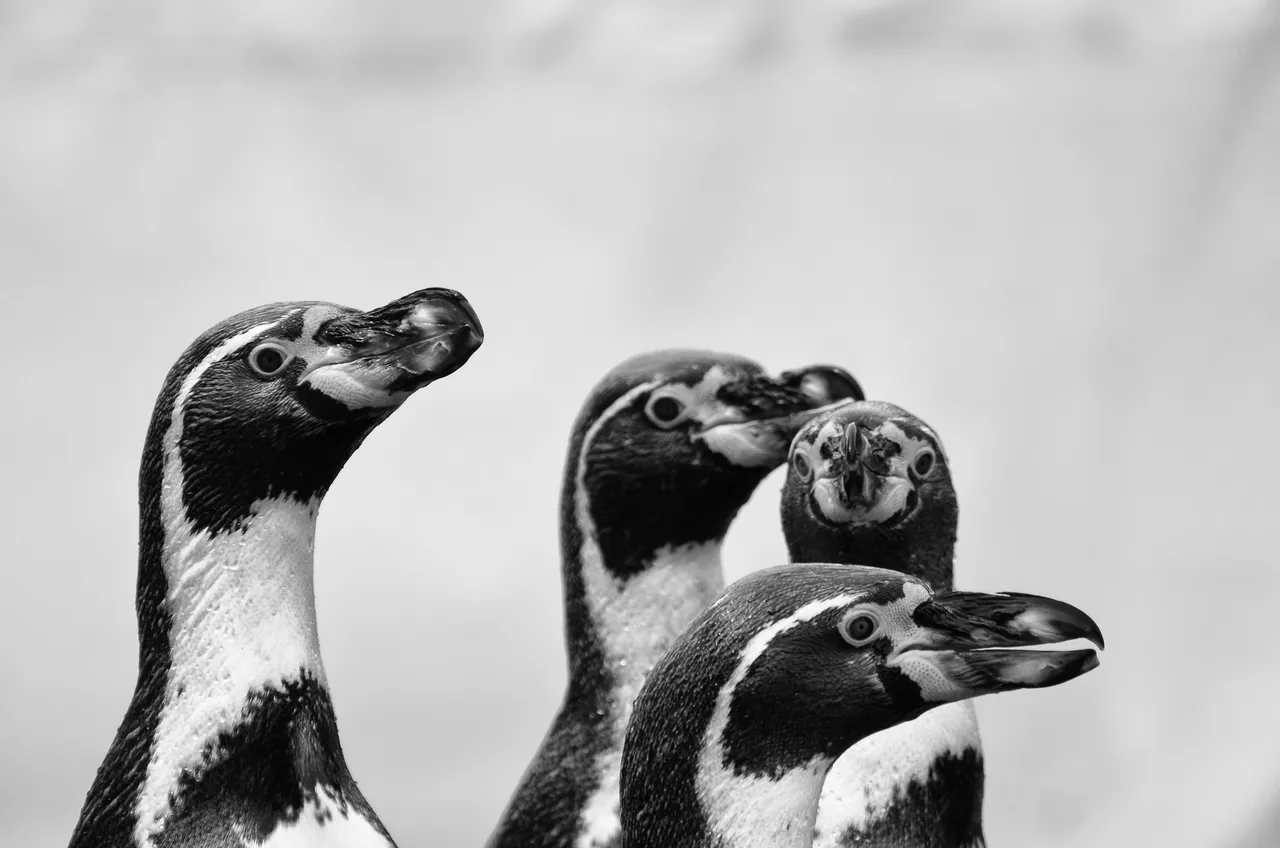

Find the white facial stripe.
[
  {"left": 648, "top": 364, "right": 746, "bottom": 429},
  {"left": 814, "top": 702, "right": 981, "bottom": 844},
  {"left": 694, "top": 593, "right": 863, "bottom": 848},
  {"left": 875, "top": 421, "right": 936, "bottom": 475},
  {"left": 136, "top": 313, "right": 332, "bottom": 847},
  {"left": 252, "top": 785, "right": 393, "bottom": 848},
  {"left": 696, "top": 581, "right": 942, "bottom": 848},
  {"left": 298, "top": 303, "right": 338, "bottom": 343},
  {"left": 573, "top": 380, "right": 729, "bottom": 848},
  {"left": 804, "top": 418, "right": 846, "bottom": 479}
]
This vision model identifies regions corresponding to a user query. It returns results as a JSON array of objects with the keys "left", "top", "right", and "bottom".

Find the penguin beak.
[
  {"left": 696, "top": 365, "right": 864, "bottom": 468},
  {"left": 300, "top": 288, "right": 484, "bottom": 408},
  {"left": 810, "top": 419, "right": 916, "bottom": 527},
  {"left": 888, "top": 591, "right": 1105, "bottom": 701}
]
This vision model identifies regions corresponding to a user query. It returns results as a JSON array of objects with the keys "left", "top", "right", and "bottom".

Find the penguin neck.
[
  {"left": 559, "top": 435, "right": 730, "bottom": 708},
  {"left": 157, "top": 490, "right": 327, "bottom": 709},
  {"left": 122, "top": 404, "right": 344, "bottom": 844},
  {"left": 697, "top": 757, "right": 834, "bottom": 848},
  {"left": 570, "top": 530, "right": 726, "bottom": 707},
  {"left": 556, "top": 460, "right": 727, "bottom": 848}
]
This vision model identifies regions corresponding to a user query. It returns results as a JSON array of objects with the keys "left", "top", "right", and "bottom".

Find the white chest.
[
  {"left": 814, "top": 701, "right": 982, "bottom": 847},
  {"left": 255, "top": 788, "right": 394, "bottom": 848},
  {"left": 575, "top": 541, "right": 727, "bottom": 848}
]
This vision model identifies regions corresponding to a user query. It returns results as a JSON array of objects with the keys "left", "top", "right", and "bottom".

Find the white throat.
[
  {"left": 702, "top": 758, "right": 834, "bottom": 848},
  {"left": 572, "top": 382, "right": 728, "bottom": 848},
  {"left": 134, "top": 322, "right": 331, "bottom": 847},
  {"left": 576, "top": 540, "right": 726, "bottom": 848},
  {"left": 814, "top": 702, "right": 983, "bottom": 848}
]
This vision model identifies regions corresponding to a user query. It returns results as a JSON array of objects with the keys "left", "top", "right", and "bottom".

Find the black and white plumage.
[
  {"left": 68, "top": 289, "right": 483, "bottom": 848},
  {"left": 487, "top": 351, "right": 864, "bottom": 848},
  {"left": 780, "top": 401, "right": 979, "bottom": 847},
  {"left": 620, "top": 564, "right": 1104, "bottom": 848}
]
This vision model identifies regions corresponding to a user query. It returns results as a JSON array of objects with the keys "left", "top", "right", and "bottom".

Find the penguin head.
[
  {"left": 630, "top": 564, "right": 1103, "bottom": 782},
  {"left": 146, "top": 288, "right": 483, "bottom": 535},
  {"left": 566, "top": 350, "right": 863, "bottom": 577},
  {"left": 781, "top": 401, "right": 957, "bottom": 586}
]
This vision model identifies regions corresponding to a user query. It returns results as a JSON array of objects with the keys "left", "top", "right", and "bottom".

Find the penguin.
[
  {"left": 780, "top": 401, "right": 983, "bottom": 848},
  {"left": 619, "top": 563, "right": 1104, "bottom": 848},
  {"left": 67, "top": 288, "right": 483, "bottom": 848},
  {"left": 487, "top": 351, "right": 865, "bottom": 848}
]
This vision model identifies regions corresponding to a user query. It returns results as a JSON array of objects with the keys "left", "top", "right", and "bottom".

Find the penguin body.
[
  {"left": 782, "top": 401, "right": 981, "bottom": 848},
  {"left": 488, "top": 351, "right": 864, "bottom": 848},
  {"left": 619, "top": 563, "right": 1103, "bottom": 848},
  {"left": 69, "top": 290, "right": 483, "bottom": 848}
]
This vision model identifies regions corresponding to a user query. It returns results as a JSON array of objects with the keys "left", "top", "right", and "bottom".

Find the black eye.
[
  {"left": 840, "top": 610, "right": 880, "bottom": 646},
  {"left": 791, "top": 450, "right": 812, "bottom": 482},
  {"left": 248, "top": 343, "right": 291, "bottom": 377},
  {"left": 913, "top": 450, "right": 935, "bottom": 477},
  {"left": 646, "top": 395, "right": 686, "bottom": 428}
]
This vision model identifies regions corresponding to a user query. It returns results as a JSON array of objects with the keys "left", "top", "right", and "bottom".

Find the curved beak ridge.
[
  {"left": 697, "top": 364, "right": 864, "bottom": 468},
  {"left": 302, "top": 288, "right": 484, "bottom": 409},
  {"left": 893, "top": 590, "right": 1104, "bottom": 701}
]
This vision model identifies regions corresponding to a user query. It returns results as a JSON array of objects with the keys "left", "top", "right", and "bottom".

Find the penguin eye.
[
  {"left": 645, "top": 394, "right": 687, "bottom": 428},
  {"left": 913, "top": 450, "right": 935, "bottom": 478},
  {"left": 791, "top": 449, "right": 813, "bottom": 482},
  {"left": 248, "top": 342, "right": 293, "bottom": 378},
  {"left": 839, "top": 609, "right": 881, "bottom": 647}
]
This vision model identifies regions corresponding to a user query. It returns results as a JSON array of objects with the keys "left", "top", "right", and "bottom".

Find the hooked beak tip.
[{"left": 1003, "top": 595, "right": 1106, "bottom": 651}]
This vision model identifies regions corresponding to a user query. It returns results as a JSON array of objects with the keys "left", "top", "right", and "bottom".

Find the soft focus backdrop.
[{"left": 3, "top": 2, "right": 1278, "bottom": 846}]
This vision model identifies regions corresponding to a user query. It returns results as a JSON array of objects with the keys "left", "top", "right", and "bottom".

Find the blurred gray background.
[{"left": 3, "top": 1, "right": 1278, "bottom": 846}]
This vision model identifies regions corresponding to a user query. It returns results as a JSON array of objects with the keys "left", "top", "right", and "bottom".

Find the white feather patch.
[
  {"left": 695, "top": 594, "right": 862, "bottom": 848},
  {"left": 813, "top": 702, "right": 982, "bottom": 846},
  {"left": 572, "top": 381, "right": 728, "bottom": 848},
  {"left": 252, "top": 785, "right": 393, "bottom": 848},
  {"left": 135, "top": 318, "right": 333, "bottom": 847}
]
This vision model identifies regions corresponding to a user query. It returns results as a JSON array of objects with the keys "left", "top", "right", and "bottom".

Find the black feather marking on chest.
[
  {"left": 829, "top": 748, "right": 986, "bottom": 848},
  {"left": 148, "top": 673, "right": 391, "bottom": 847}
]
